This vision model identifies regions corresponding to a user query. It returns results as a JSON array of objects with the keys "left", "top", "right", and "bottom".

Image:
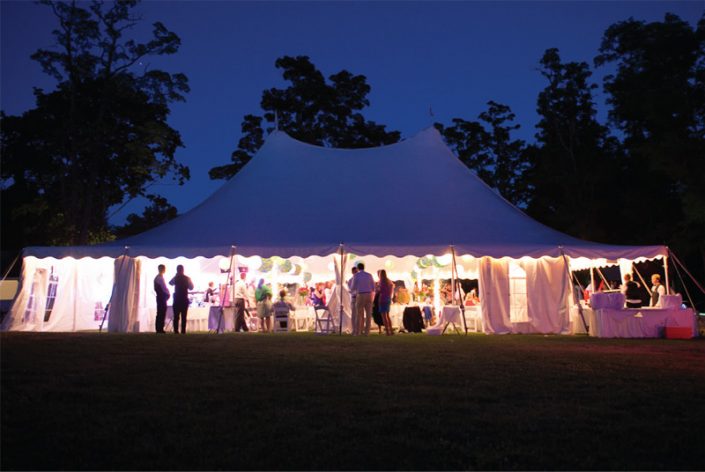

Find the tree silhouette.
[
  {"left": 209, "top": 56, "right": 400, "bottom": 180},
  {"left": 1, "top": 0, "right": 189, "bottom": 247}
]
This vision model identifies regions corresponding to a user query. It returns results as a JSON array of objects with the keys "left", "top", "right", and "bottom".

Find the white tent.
[{"left": 3, "top": 128, "right": 667, "bottom": 333}]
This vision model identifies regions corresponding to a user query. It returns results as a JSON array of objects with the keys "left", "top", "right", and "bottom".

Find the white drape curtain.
[
  {"left": 108, "top": 256, "right": 142, "bottom": 333},
  {"left": 522, "top": 257, "right": 571, "bottom": 334},
  {"left": 479, "top": 257, "right": 512, "bottom": 334},
  {"left": 330, "top": 255, "right": 352, "bottom": 333}
]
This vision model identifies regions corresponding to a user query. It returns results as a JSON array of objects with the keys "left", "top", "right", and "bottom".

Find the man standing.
[
  {"left": 650, "top": 274, "right": 666, "bottom": 307},
  {"left": 169, "top": 265, "right": 194, "bottom": 334},
  {"left": 350, "top": 262, "right": 375, "bottom": 335},
  {"left": 154, "top": 264, "right": 170, "bottom": 333},
  {"left": 233, "top": 271, "right": 249, "bottom": 332},
  {"left": 347, "top": 266, "right": 358, "bottom": 334},
  {"left": 621, "top": 274, "right": 642, "bottom": 308}
]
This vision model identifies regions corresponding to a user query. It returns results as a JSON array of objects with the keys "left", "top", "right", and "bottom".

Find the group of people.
[
  {"left": 348, "top": 262, "right": 395, "bottom": 336},
  {"left": 621, "top": 273, "right": 667, "bottom": 308},
  {"left": 153, "top": 264, "right": 195, "bottom": 334}
]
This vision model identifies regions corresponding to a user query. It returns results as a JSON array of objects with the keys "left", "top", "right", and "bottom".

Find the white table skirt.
[{"left": 570, "top": 305, "right": 695, "bottom": 338}]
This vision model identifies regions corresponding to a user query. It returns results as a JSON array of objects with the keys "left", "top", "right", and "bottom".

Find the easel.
[{"left": 213, "top": 246, "right": 236, "bottom": 334}]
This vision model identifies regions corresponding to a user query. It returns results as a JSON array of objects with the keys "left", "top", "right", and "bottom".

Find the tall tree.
[
  {"left": 524, "top": 48, "right": 622, "bottom": 241},
  {"left": 436, "top": 101, "right": 528, "bottom": 205},
  {"left": 0, "top": 0, "right": 189, "bottom": 248},
  {"left": 209, "top": 56, "right": 400, "bottom": 180},
  {"left": 595, "top": 13, "right": 705, "bottom": 272}
]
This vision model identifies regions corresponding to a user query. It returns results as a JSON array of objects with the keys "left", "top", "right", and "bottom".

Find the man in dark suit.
[
  {"left": 154, "top": 264, "right": 170, "bottom": 333},
  {"left": 169, "top": 265, "right": 194, "bottom": 334}
]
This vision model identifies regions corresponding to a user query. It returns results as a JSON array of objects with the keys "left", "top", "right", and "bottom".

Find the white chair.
[
  {"left": 273, "top": 304, "right": 290, "bottom": 333},
  {"left": 314, "top": 306, "right": 336, "bottom": 334}
]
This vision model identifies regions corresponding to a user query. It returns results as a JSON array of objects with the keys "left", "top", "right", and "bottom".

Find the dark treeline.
[{"left": 1, "top": 2, "right": 704, "bottom": 292}]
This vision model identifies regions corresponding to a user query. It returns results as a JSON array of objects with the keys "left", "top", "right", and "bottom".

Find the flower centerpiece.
[{"left": 297, "top": 286, "right": 309, "bottom": 306}]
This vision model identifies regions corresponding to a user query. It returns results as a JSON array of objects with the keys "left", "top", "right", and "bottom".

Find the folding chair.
[
  {"left": 314, "top": 306, "right": 336, "bottom": 334},
  {"left": 273, "top": 305, "right": 290, "bottom": 333}
]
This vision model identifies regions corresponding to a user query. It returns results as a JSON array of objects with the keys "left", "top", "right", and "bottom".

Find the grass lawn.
[{"left": 1, "top": 332, "right": 704, "bottom": 471}]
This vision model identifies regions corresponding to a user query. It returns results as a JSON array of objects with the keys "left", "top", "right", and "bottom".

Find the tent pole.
[
  {"left": 100, "top": 246, "right": 129, "bottom": 333},
  {"left": 663, "top": 254, "right": 670, "bottom": 295},
  {"left": 669, "top": 249, "right": 705, "bottom": 296},
  {"left": 339, "top": 243, "right": 345, "bottom": 335},
  {"left": 590, "top": 266, "right": 595, "bottom": 296},
  {"left": 1, "top": 252, "right": 20, "bottom": 283},
  {"left": 450, "top": 246, "right": 468, "bottom": 334},
  {"left": 560, "top": 248, "right": 588, "bottom": 333},
  {"left": 633, "top": 264, "right": 653, "bottom": 297},
  {"left": 670, "top": 252, "right": 696, "bottom": 310},
  {"left": 215, "top": 246, "right": 236, "bottom": 334},
  {"left": 595, "top": 267, "right": 610, "bottom": 289}
]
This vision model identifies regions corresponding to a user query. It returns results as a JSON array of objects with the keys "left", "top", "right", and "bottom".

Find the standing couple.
[
  {"left": 348, "top": 262, "right": 394, "bottom": 335},
  {"left": 153, "top": 264, "right": 194, "bottom": 334}
]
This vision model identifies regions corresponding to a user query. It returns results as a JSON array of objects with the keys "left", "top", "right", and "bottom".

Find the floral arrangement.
[{"left": 297, "top": 287, "right": 310, "bottom": 297}]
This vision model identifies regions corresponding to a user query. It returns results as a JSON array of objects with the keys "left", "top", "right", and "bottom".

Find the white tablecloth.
[
  {"left": 590, "top": 292, "right": 625, "bottom": 309},
  {"left": 570, "top": 305, "right": 695, "bottom": 338}
]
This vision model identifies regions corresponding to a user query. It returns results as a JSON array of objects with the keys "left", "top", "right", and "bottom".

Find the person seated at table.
[
  {"left": 310, "top": 284, "right": 325, "bottom": 308},
  {"left": 650, "top": 274, "right": 666, "bottom": 307},
  {"left": 621, "top": 274, "right": 642, "bottom": 308},
  {"left": 465, "top": 289, "right": 479, "bottom": 306},
  {"left": 273, "top": 289, "right": 295, "bottom": 331},
  {"left": 204, "top": 281, "right": 218, "bottom": 304},
  {"left": 395, "top": 285, "right": 410, "bottom": 305}
]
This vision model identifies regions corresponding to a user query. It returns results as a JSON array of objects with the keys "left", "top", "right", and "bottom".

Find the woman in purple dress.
[{"left": 377, "top": 269, "right": 395, "bottom": 336}]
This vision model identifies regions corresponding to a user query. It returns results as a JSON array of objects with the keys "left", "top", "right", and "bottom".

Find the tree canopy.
[
  {"left": 1, "top": 0, "right": 189, "bottom": 248},
  {"left": 209, "top": 56, "right": 401, "bottom": 180}
]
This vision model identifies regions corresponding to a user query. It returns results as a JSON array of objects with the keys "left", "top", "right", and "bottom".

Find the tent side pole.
[
  {"left": 663, "top": 254, "right": 670, "bottom": 295},
  {"left": 590, "top": 267, "right": 595, "bottom": 295},
  {"left": 450, "top": 246, "right": 467, "bottom": 334},
  {"left": 339, "top": 243, "right": 345, "bottom": 335}
]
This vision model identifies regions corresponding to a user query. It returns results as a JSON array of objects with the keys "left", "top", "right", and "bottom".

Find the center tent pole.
[{"left": 338, "top": 243, "right": 345, "bottom": 335}]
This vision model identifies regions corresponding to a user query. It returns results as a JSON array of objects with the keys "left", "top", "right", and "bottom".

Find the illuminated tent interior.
[{"left": 3, "top": 128, "right": 677, "bottom": 334}]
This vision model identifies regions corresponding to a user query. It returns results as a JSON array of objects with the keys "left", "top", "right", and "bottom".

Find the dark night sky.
[{"left": 1, "top": 1, "right": 702, "bottom": 223}]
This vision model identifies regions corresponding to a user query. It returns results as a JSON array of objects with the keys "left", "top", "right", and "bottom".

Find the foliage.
[
  {"left": 523, "top": 48, "right": 623, "bottom": 241},
  {"left": 436, "top": 101, "right": 528, "bottom": 205},
  {"left": 209, "top": 56, "right": 400, "bottom": 180},
  {"left": 112, "top": 195, "right": 178, "bottom": 239},
  {"left": 0, "top": 0, "right": 188, "bottom": 248},
  {"left": 595, "top": 13, "right": 705, "bottom": 270}
]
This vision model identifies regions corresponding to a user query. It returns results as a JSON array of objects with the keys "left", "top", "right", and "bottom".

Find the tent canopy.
[{"left": 24, "top": 128, "right": 666, "bottom": 261}]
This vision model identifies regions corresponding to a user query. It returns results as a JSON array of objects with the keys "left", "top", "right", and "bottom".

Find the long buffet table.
[{"left": 570, "top": 304, "right": 696, "bottom": 338}]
